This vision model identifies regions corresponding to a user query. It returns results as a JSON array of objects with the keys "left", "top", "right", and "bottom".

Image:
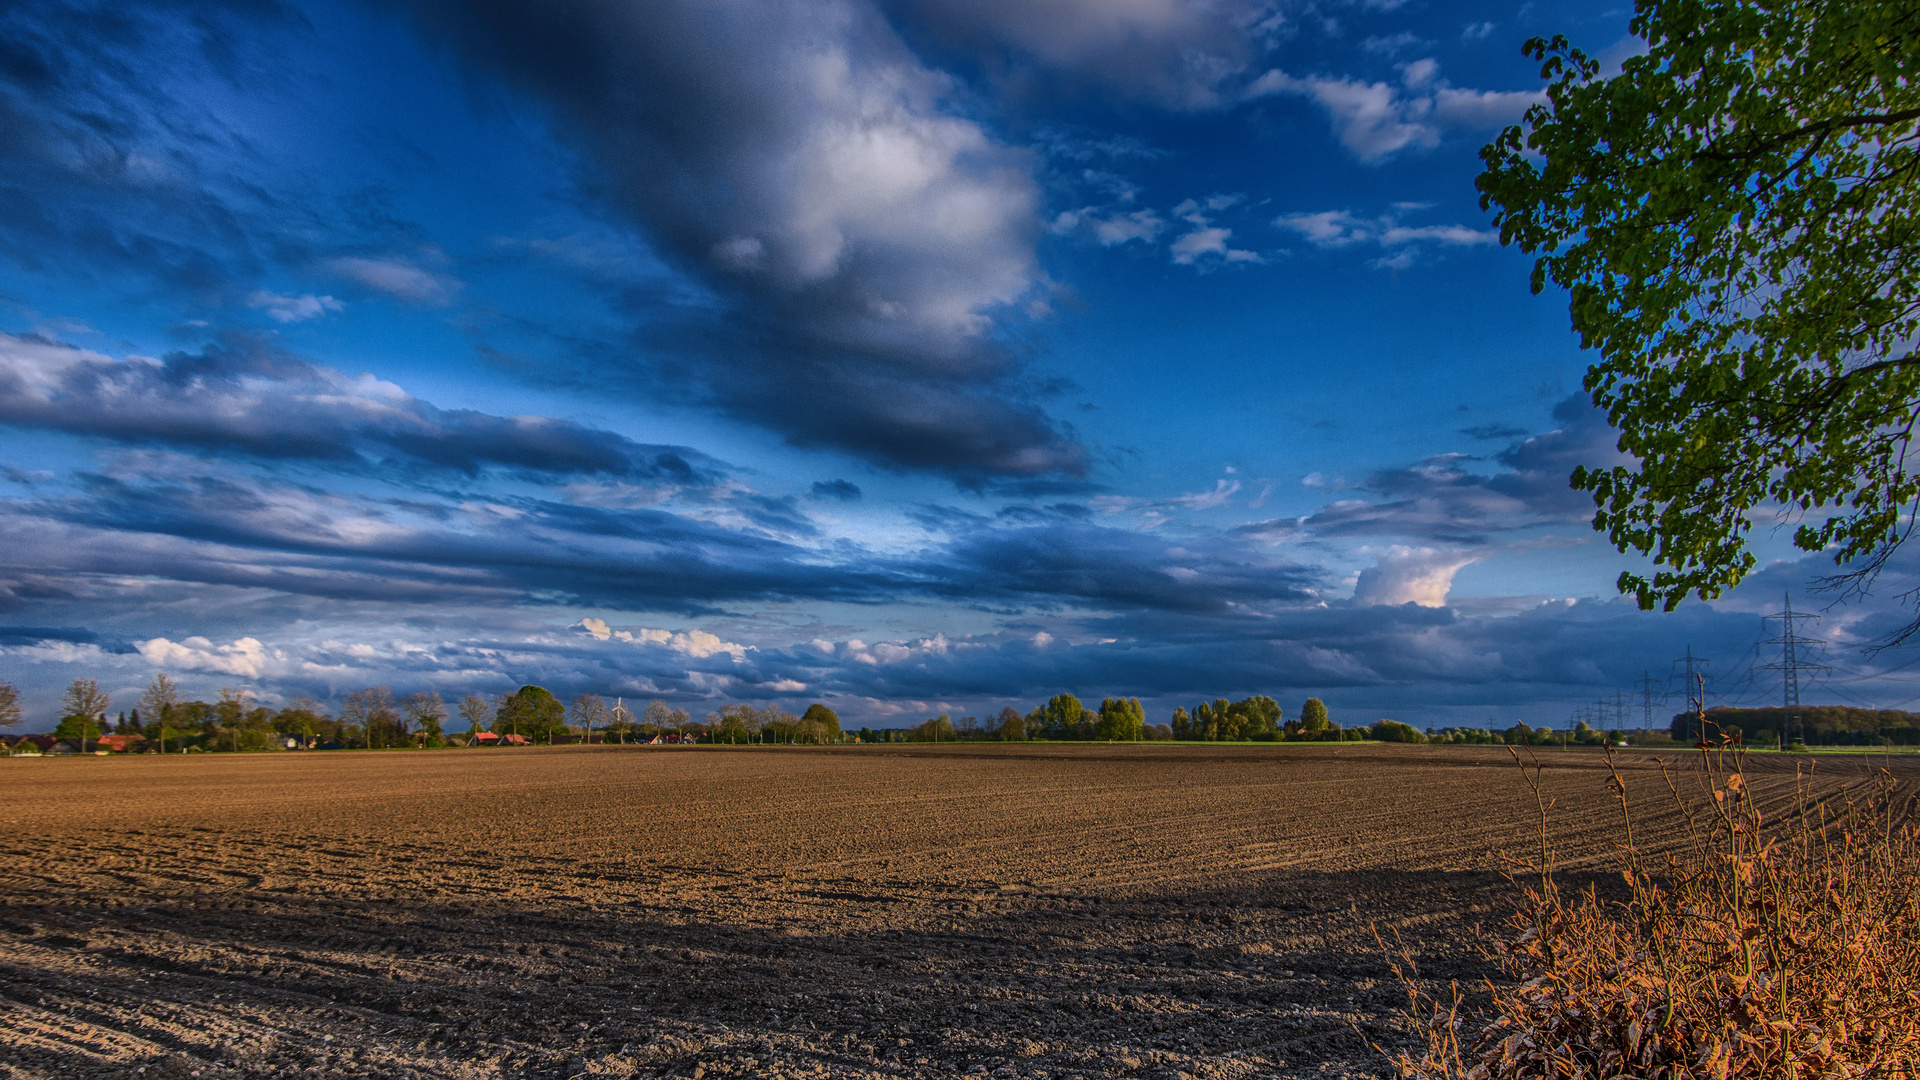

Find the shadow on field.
[{"left": 0, "top": 866, "right": 1541, "bottom": 1080}]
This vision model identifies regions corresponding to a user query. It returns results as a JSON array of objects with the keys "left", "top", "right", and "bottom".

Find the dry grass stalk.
[{"left": 1382, "top": 741, "right": 1920, "bottom": 1079}]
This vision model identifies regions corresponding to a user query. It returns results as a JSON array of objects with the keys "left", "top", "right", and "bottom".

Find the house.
[
  {"left": 94, "top": 734, "right": 146, "bottom": 753},
  {"left": 499, "top": 733, "right": 529, "bottom": 745},
  {"left": 471, "top": 731, "right": 501, "bottom": 745},
  {"left": 45, "top": 738, "right": 83, "bottom": 756},
  {"left": 3, "top": 735, "right": 42, "bottom": 757}
]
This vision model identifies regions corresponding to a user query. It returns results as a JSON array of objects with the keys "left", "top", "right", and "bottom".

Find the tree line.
[
  {"left": 0, "top": 675, "right": 858, "bottom": 752},
  {"left": 1, "top": 674, "right": 1416, "bottom": 752}
]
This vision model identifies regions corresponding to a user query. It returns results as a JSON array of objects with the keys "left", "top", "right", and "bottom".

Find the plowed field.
[{"left": 0, "top": 743, "right": 1893, "bottom": 1079}]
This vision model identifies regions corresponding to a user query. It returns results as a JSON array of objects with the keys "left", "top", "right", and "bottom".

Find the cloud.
[
  {"left": 887, "top": 0, "right": 1276, "bottom": 110},
  {"left": 402, "top": 0, "right": 1085, "bottom": 479},
  {"left": 0, "top": 332, "right": 728, "bottom": 483},
  {"left": 810, "top": 479, "right": 864, "bottom": 501},
  {"left": 136, "top": 635, "right": 273, "bottom": 678},
  {"left": 1236, "top": 396, "right": 1626, "bottom": 546},
  {"left": 327, "top": 256, "right": 461, "bottom": 306},
  {"left": 577, "top": 619, "right": 752, "bottom": 661},
  {"left": 1246, "top": 60, "right": 1540, "bottom": 162},
  {"left": 1168, "top": 196, "right": 1260, "bottom": 265},
  {"left": 1351, "top": 546, "right": 1477, "bottom": 607},
  {"left": 247, "top": 291, "right": 344, "bottom": 323},
  {"left": 1274, "top": 206, "right": 1495, "bottom": 268}
]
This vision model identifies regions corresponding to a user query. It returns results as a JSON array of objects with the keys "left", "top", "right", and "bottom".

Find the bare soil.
[{"left": 0, "top": 743, "right": 1892, "bottom": 1079}]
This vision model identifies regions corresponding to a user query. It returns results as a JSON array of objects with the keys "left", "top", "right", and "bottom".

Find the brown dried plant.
[{"left": 1381, "top": 739, "right": 1920, "bottom": 1079}]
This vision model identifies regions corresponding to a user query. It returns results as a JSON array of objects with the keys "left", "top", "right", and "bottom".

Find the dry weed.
[{"left": 1382, "top": 741, "right": 1920, "bottom": 1079}]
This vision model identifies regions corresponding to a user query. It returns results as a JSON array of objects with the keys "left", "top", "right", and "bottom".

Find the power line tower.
[
  {"left": 1610, "top": 689, "right": 1632, "bottom": 732},
  {"left": 1669, "top": 647, "right": 1713, "bottom": 739},
  {"left": 1634, "top": 669, "right": 1665, "bottom": 732},
  {"left": 1758, "top": 593, "right": 1828, "bottom": 747}
]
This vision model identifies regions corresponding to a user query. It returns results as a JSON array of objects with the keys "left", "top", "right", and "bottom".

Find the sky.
[{"left": 4, "top": 0, "right": 1918, "bottom": 730}]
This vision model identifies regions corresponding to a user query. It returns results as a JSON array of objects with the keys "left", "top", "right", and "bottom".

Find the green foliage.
[
  {"left": 1676, "top": 705, "right": 1920, "bottom": 746},
  {"left": 1299, "top": 698, "right": 1330, "bottom": 733},
  {"left": 1369, "top": 719, "right": 1425, "bottom": 744},
  {"left": 801, "top": 703, "right": 841, "bottom": 740},
  {"left": 908, "top": 713, "right": 956, "bottom": 742},
  {"left": 1173, "top": 695, "right": 1288, "bottom": 741},
  {"left": 1479, "top": 0, "right": 1920, "bottom": 617},
  {"left": 993, "top": 706, "right": 1025, "bottom": 741},
  {"left": 1094, "top": 697, "right": 1145, "bottom": 740},
  {"left": 1028, "top": 693, "right": 1084, "bottom": 740},
  {"left": 494, "top": 685, "right": 567, "bottom": 743}
]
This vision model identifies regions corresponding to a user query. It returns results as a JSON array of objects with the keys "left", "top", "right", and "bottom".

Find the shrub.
[
  {"left": 1369, "top": 719, "right": 1424, "bottom": 744},
  {"left": 1383, "top": 743, "right": 1920, "bottom": 1079}
]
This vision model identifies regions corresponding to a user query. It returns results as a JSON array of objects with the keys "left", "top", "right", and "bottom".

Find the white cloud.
[
  {"left": 247, "top": 291, "right": 343, "bottom": 323},
  {"left": 327, "top": 256, "right": 461, "bottom": 306},
  {"left": 137, "top": 636, "right": 272, "bottom": 678},
  {"left": 1351, "top": 547, "right": 1478, "bottom": 607},
  {"left": 1274, "top": 207, "right": 1495, "bottom": 269},
  {"left": 8, "top": 640, "right": 110, "bottom": 665},
  {"left": 578, "top": 618, "right": 750, "bottom": 660},
  {"left": 1168, "top": 195, "right": 1261, "bottom": 265},
  {"left": 1245, "top": 60, "right": 1541, "bottom": 162},
  {"left": 1461, "top": 21, "right": 1495, "bottom": 41}
]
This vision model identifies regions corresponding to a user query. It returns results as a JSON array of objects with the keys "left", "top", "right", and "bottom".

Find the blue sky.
[{"left": 3, "top": 0, "right": 1915, "bottom": 729}]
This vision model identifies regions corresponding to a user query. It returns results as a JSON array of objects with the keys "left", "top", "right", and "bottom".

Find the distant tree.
[
  {"left": 1298, "top": 698, "right": 1331, "bottom": 739},
  {"left": 909, "top": 714, "right": 956, "bottom": 743},
  {"left": 0, "top": 681, "right": 19, "bottom": 732},
  {"left": 343, "top": 686, "right": 404, "bottom": 749},
  {"left": 57, "top": 678, "right": 110, "bottom": 752},
  {"left": 643, "top": 699, "right": 673, "bottom": 738},
  {"left": 275, "top": 695, "right": 329, "bottom": 746},
  {"left": 456, "top": 694, "right": 493, "bottom": 745},
  {"left": 1369, "top": 719, "right": 1425, "bottom": 744},
  {"left": 140, "top": 674, "right": 183, "bottom": 753},
  {"left": 1232, "top": 696, "right": 1283, "bottom": 740},
  {"left": 1146, "top": 722, "right": 1173, "bottom": 741},
  {"left": 208, "top": 687, "right": 271, "bottom": 752},
  {"left": 1504, "top": 722, "right": 1535, "bottom": 746},
  {"left": 406, "top": 692, "right": 448, "bottom": 747},
  {"left": 1028, "top": 693, "right": 1084, "bottom": 740},
  {"left": 1171, "top": 706, "right": 1193, "bottom": 740},
  {"left": 994, "top": 706, "right": 1025, "bottom": 742},
  {"left": 801, "top": 703, "right": 841, "bottom": 742},
  {"left": 493, "top": 685, "right": 566, "bottom": 744},
  {"left": 570, "top": 693, "right": 609, "bottom": 744},
  {"left": 1095, "top": 697, "right": 1145, "bottom": 741}
]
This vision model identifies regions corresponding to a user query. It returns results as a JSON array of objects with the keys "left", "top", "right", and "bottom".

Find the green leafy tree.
[
  {"left": 495, "top": 685, "right": 567, "bottom": 743},
  {"left": 57, "top": 678, "right": 110, "bottom": 751},
  {"left": 1231, "top": 696, "right": 1283, "bottom": 740},
  {"left": 994, "top": 705, "right": 1025, "bottom": 741},
  {"left": 1369, "top": 719, "right": 1425, "bottom": 744},
  {"left": 1028, "top": 693, "right": 1084, "bottom": 740},
  {"left": 1479, "top": 1, "right": 1920, "bottom": 626},
  {"left": 1095, "top": 697, "right": 1145, "bottom": 741},
  {"left": 801, "top": 703, "right": 841, "bottom": 742},
  {"left": 275, "top": 695, "right": 329, "bottom": 747},
  {"left": 1298, "top": 698, "right": 1331, "bottom": 739},
  {"left": 1170, "top": 706, "right": 1193, "bottom": 740}
]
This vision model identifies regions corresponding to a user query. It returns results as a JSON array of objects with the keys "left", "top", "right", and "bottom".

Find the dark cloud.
[
  {"left": 1237, "top": 396, "right": 1625, "bottom": 546},
  {"left": 0, "top": 332, "right": 727, "bottom": 484},
  {"left": 885, "top": 0, "right": 1270, "bottom": 110},
  {"left": 809, "top": 479, "right": 862, "bottom": 501},
  {"left": 399, "top": 0, "right": 1086, "bottom": 479},
  {"left": 917, "top": 522, "right": 1319, "bottom": 614},
  {"left": 0, "top": 2, "right": 308, "bottom": 297},
  {"left": 1460, "top": 422, "right": 1530, "bottom": 440}
]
